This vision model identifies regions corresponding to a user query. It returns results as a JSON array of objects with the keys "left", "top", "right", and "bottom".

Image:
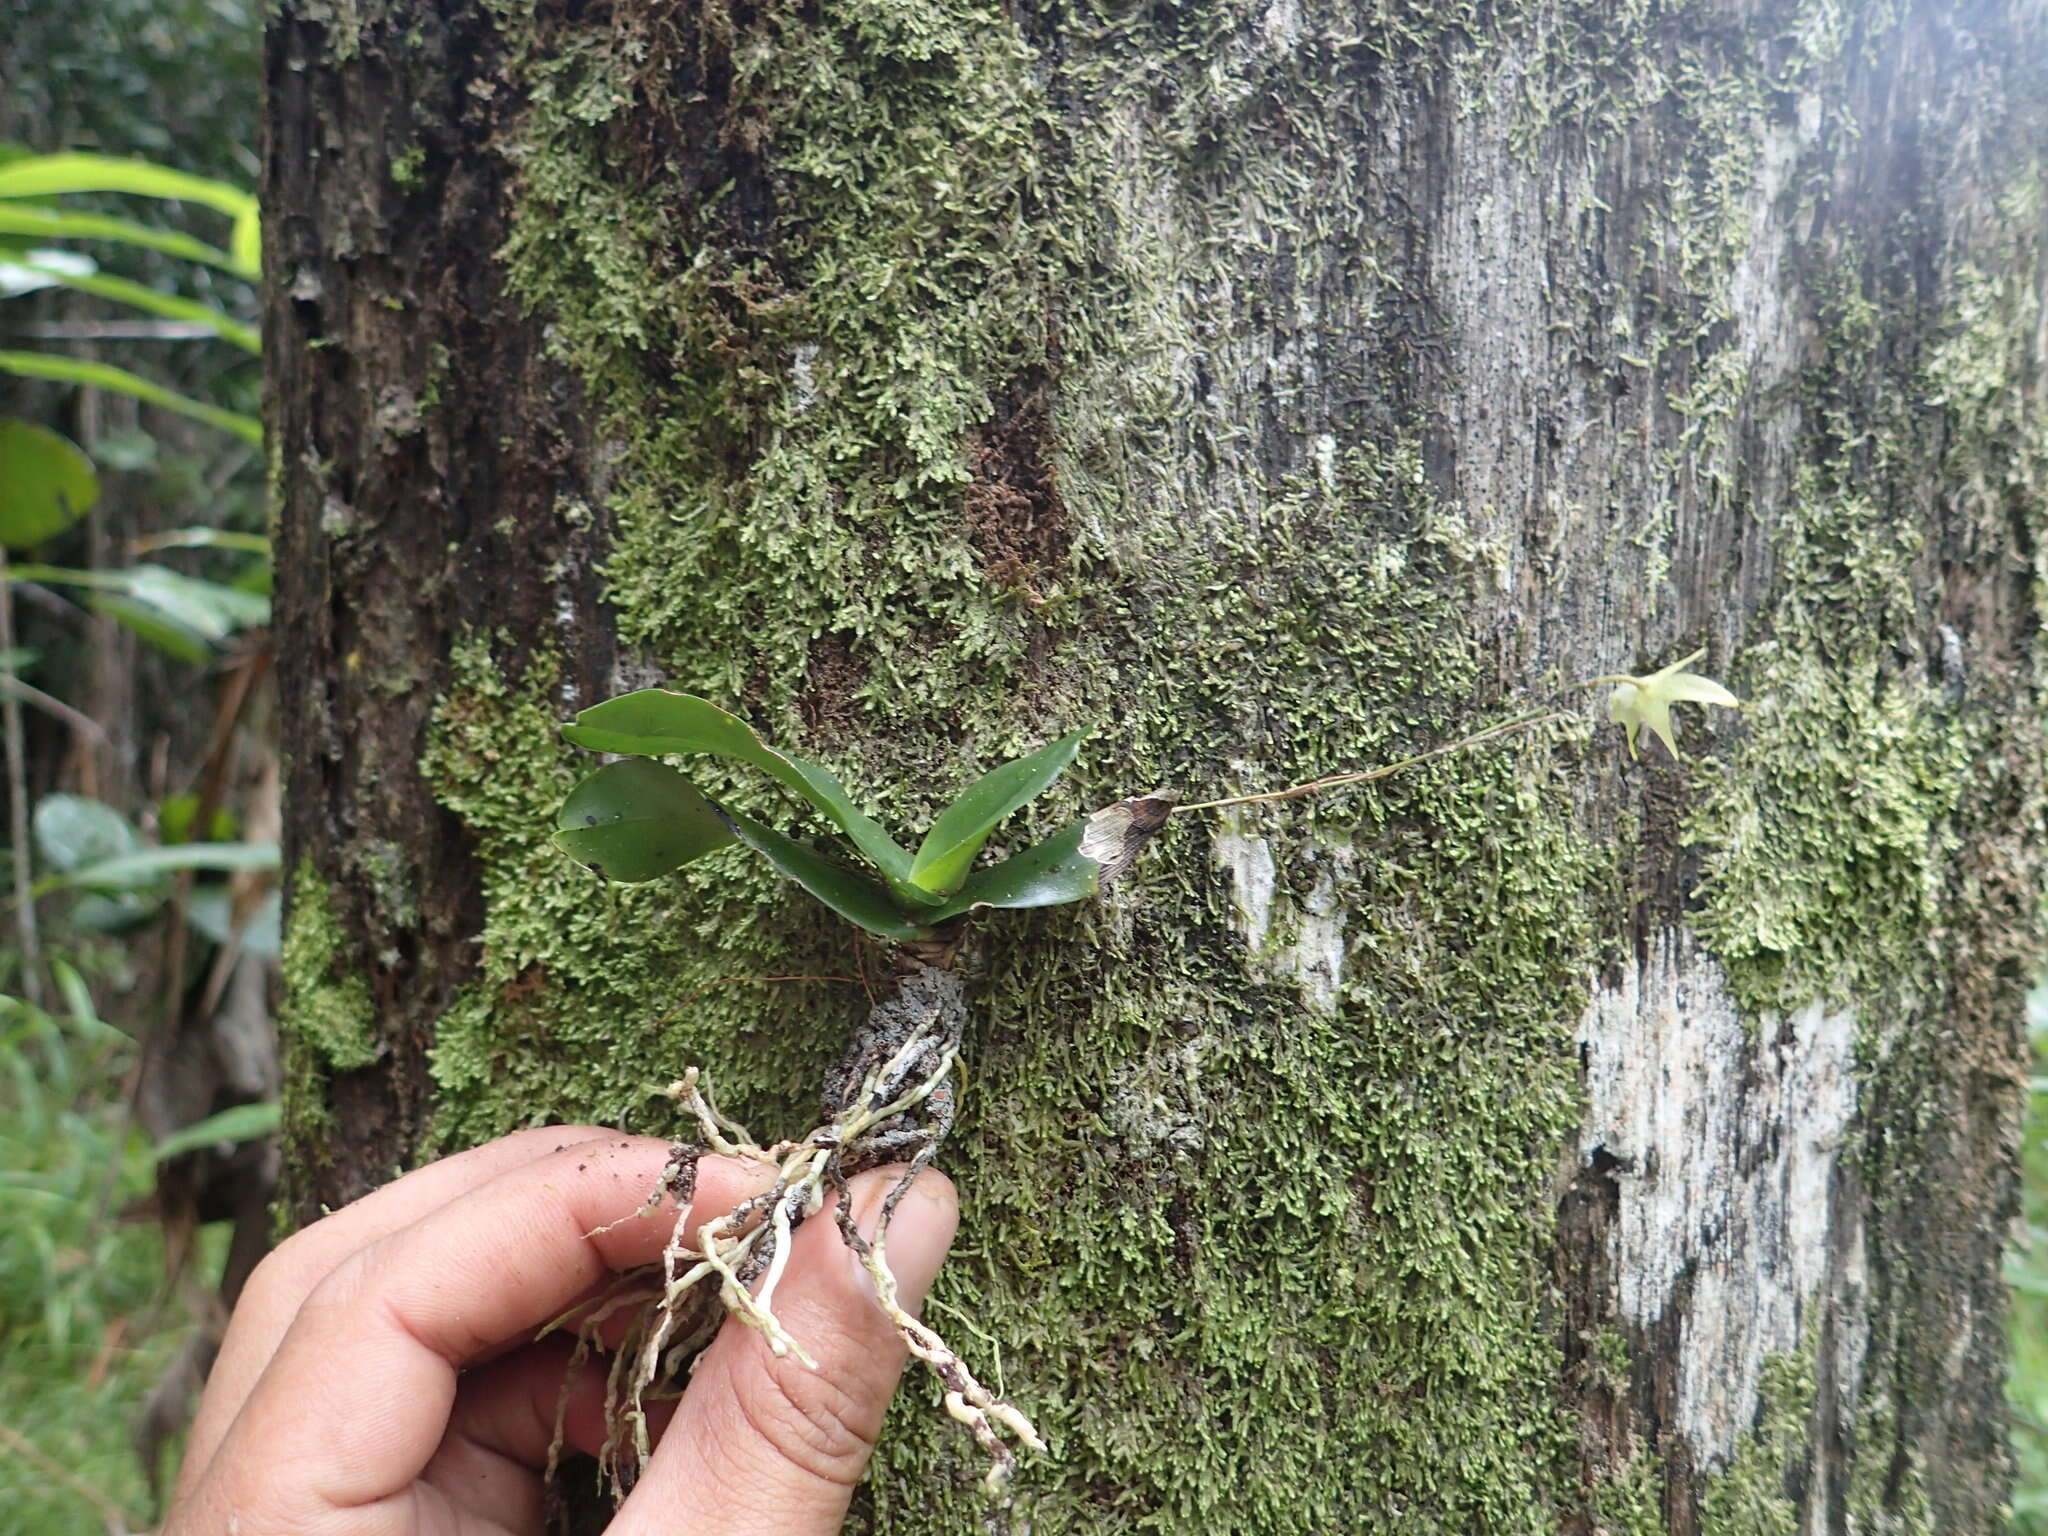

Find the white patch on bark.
[
  {"left": 1211, "top": 828, "right": 1348, "bottom": 1012},
  {"left": 1213, "top": 826, "right": 1276, "bottom": 951},
  {"left": 1286, "top": 862, "right": 1346, "bottom": 1013},
  {"left": 1576, "top": 929, "right": 1859, "bottom": 1471},
  {"left": 790, "top": 342, "right": 819, "bottom": 415},
  {"left": 1259, "top": 0, "right": 1302, "bottom": 52}
]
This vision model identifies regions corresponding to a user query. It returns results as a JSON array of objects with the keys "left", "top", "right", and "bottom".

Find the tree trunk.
[{"left": 266, "top": 2, "right": 2048, "bottom": 1530}]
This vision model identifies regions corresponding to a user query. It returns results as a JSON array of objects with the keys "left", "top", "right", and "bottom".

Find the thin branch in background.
[
  {"left": 0, "top": 548, "right": 45, "bottom": 1006},
  {"left": 4, "top": 319, "right": 222, "bottom": 341},
  {"left": 0, "top": 672, "right": 110, "bottom": 747}
]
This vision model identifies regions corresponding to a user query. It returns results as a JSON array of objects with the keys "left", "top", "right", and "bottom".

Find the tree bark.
[{"left": 267, "top": 2, "right": 2048, "bottom": 1530}]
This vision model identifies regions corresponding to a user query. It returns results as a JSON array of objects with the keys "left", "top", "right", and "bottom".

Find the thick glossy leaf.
[
  {"left": 721, "top": 809, "right": 934, "bottom": 941},
  {"left": 0, "top": 353, "right": 261, "bottom": 444},
  {"left": 38, "top": 840, "right": 279, "bottom": 894},
  {"left": 926, "top": 819, "right": 1102, "bottom": 921},
  {"left": 909, "top": 729, "right": 1084, "bottom": 895},
  {"left": 562, "top": 691, "right": 918, "bottom": 886},
  {"left": 33, "top": 794, "right": 137, "bottom": 873},
  {"left": 0, "top": 204, "right": 242, "bottom": 273},
  {"left": 0, "top": 420, "right": 97, "bottom": 547},
  {"left": 1, "top": 259, "right": 259, "bottom": 351},
  {"left": 151, "top": 1101, "right": 280, "bottom": 1163},
  {"left": 553, "top": 759, "right": 735, "bottom": 883}
]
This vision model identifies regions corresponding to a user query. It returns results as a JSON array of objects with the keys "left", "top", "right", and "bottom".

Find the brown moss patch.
[{"left": 963, "top": 378, "right": 1069, "bottom": 601}]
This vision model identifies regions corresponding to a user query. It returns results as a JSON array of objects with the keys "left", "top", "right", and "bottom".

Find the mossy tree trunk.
[{"left": 266, "top": 1, "right": 2048, "bottom": 1530}]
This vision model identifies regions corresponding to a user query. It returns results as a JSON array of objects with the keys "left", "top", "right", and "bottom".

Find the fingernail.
[{"left": 846, "top": 1168, "right": 957, "bottom": 1309}]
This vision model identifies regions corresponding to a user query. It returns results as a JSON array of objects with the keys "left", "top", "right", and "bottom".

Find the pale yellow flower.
[{"left": 1598, "top": 647, "right": 1740, "bottom": 760}]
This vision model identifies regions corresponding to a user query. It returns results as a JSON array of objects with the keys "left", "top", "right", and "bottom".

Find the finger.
[
  {"left": 436, "top": 1335, "right": 683, "bottom": 1473},
  {"left": 420, "top": 1338, "right": 681, "bottom": 1533},
  {"left": 178, "top": 1123, "right": 621, "bottom": 1498},
  {"left": 176, "top": 1138, "right": 770, "bottom": 1530},
  {"left": 615, "top": 1167, "right": 958, "bottom": 1536}
]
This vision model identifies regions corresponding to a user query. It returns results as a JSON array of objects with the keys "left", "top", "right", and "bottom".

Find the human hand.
[{"left": 164, "top": 1127, "right": 958, "bottom": 1535}]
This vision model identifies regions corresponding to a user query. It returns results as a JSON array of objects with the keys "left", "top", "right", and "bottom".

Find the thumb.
[{"left": 614, "top": 1166, "right": 958, "bottom": 1536}]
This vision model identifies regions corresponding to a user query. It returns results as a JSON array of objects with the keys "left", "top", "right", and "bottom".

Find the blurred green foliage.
[
  {"left": 0, "top": 0, "right": 261, "bottom": 1526},
  {"left": 0, "top": 0, "right": 259, "bottom": 188},
  {"left": 0, "top": 979, "right": 226, "bottom": 1531}
]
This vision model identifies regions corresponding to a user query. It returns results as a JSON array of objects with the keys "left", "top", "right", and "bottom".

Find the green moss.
[
  {"left": 1593, "top": 1451, "right": 1668, "bottom": 1536},
  {"left": 280, "top": 859, "right": 378, "bottom": 1074},
  {"left": 423, "top": 444, "right": 1609, "bottom": 1528},
  {"left": 389, "top": 142, "right": 425, "bottom": 188},
  {"left": 1698, "top": 1349, "right": 1815, "bottom": 1536},
  {"left": 1685, "top": 478, "right": 1971, "bottom": 1023},
  {"left": 278, "top": 861, "right": 379, "bottom": 1207}
]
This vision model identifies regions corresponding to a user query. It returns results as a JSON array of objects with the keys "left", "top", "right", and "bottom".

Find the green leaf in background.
[
  {"left": 561, "top": 690, "right": 923, "bottom": 891},
  {"left": 117, "top": 565, "right": 268, "bottom": 637},
  {"left": 184, "top": 887, "right": 281, "bottom": 958},
  {"left": 157, "top": 793, "right": 238, "bottom": 845},
  {"left": 0, "top": 248, "right": 93, "bottom": 298},
  {"left": 927, "top": 819, "right": 1102, "bottom": 921},
  {"left": 721, "top": 809, "right": 934, "bottom": 942},
  {"left": 15, "top": 561, "right": 269, "bottom": 658},
  {"left": 92, "top": 429, "right": 156, "bottom": 472},
  {"left": 37, "top": 840, "right": 278, "bottom": 894},
  {"left": 0, "top": 258, "right": 259, "bottom": 351},
  {"left": 231, "top": 205, "right": 261, "bottom": 279},
  {"left": 90, "top": 594, "right": 211, "bottom": 662},
  {"left": 132, "top": 526, "right": 268, "bottom": 556},
  {"left": 0, "top": 154, "right": 255, "bottom": 219},
  {"left": 0, "top": 203, "right": 243, "bottom": 274},
  {"left": 552, "top": 759, "right": 736, "bottom": 883},
  {"left": 0, "top": 420, "right": 98, "bottom": 547},
  {"left": 908, "top": 729, "right": 1084, "bottom": 896},
  {"left": 70, "top": 889, "right": 164, "bottom": 936},
  {"left": 0, "top": 154, "right": 260, "bottom": 278},
  {"left": 31, "top": 794, "right": 137, "bottom": 872},
  {"left": 0, "top": 353, "right": 260, "bottom": 444},
  {"left": 149, "top": 1100, "right": 279, "bottom": 1164}
]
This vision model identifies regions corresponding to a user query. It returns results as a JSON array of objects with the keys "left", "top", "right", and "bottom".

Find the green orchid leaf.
[
  {"left": 926, "top": 819, "right": 1101, "bottom": 921},
  {"left": 0, "top": 419, "right": 98, "bottom": 548},
  {"left": 909, "top": 729, "right": 1084, "bottom": 896},
  {"left": 720, "top": 808, "right": 934, "bottom": 942},
  {"left": 561, "top": 690, "right": 916, "bottom": 884},
  {"left": 0, "top": 352, "right": 261, "bottom": 444},
  {"left": 552, "top": 759, "right": 736, "bottom": 883},
  {"left": 32, "top": 794, "right": 137, "bottom": 872}
]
